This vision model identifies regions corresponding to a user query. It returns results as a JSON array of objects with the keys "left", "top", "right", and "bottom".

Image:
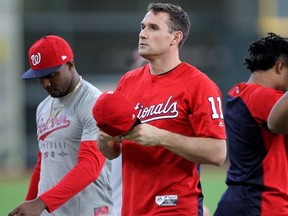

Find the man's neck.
[{"left": 148, "top": 57, "right": 182, "bottom": 75}]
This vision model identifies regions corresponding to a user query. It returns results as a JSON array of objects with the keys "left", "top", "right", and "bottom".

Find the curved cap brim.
[{"left": 21, "top": 65, "right": 61, "bottom": 79}]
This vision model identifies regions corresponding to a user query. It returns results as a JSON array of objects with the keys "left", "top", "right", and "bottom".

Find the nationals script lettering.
[{"left": 135, "top": 96, "right": 179, "bottom": 123}]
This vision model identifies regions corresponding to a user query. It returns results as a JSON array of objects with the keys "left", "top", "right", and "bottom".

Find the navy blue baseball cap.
[{"left": 22, "top": 35, "right": 74, "bottom": 79}]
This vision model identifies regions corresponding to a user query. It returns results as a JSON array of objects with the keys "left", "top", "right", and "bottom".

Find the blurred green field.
[
  {"left": 0, "top": 173, "right": 30, "bottom": 216},
  {"left": 0, "top": 165, "right": 227, "bottom": 215},
  {"left": 201, "top": 164, "right": 227, "bottom": 215}
]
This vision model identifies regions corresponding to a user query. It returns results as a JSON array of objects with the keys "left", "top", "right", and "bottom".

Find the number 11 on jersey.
[{"left": 208, "top": 96, "right": 224, "bottom": 119}]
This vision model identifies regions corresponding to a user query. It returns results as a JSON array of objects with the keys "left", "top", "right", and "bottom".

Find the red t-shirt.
[
  {"left": 116, "top": 62, "right": 226, "bottom": 215},
  {"left": 215, "top": 83, "right": 288, "bottom": 216}
]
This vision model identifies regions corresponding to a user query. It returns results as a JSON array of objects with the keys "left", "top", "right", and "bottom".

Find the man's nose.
[{"left": 39, "top": 78, "right": 51, "bottom": 88}]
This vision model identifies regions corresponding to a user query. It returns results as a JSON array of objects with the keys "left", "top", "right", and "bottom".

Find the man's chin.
[
  {"left": 48, "top": 91, "right": 61, "bottom": 98},
  {"left": 138, "top": 51, "right": 149, "bottom": 59}
]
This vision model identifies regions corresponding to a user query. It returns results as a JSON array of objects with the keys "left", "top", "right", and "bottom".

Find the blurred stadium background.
[{"left": 0, "top": 0, "right": 287, "bottom": 215}]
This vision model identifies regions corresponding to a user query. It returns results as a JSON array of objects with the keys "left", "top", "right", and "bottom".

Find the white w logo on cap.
[{"left": 31, "top": 53, "right": 41, "bottom": 66}]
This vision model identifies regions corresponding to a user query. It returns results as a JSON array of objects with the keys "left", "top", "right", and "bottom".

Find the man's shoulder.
[
  {"left": 178, "top": 62, "right": 206, "bottom": 78},
  {"left": 76, "top": 80, "right": 101, "bottom": 107},
  {"left": 126, "top": 64, "right": 147, "bottom": 75},
  {"left": 81, "top": 80, "right": 101, "bottom": 96}
]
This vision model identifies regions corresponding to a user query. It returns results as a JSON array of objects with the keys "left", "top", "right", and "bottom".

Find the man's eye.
[
  {"left": 42, "top": 74, "right": 53, "bottom": 79},
  {"left": 150, "top": 26, "right": 158, "bottom": 30}
]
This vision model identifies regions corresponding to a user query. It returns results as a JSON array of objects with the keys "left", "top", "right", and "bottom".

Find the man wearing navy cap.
[{"left": 8, "top": 35, "right": 114, "bottom": 216}]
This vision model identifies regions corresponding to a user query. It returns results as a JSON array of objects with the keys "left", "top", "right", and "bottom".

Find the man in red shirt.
[
  {"left": 97, "top": 3, "right": 227, "bottom": 216},
  {"left": 215, "top": 33, "right": 288, "bottom": 216}
]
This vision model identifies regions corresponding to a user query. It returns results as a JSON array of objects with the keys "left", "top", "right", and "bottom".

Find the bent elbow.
[
  {"left": 212, "top": 142, "right": 227, "bottom": 167},
  {"left": 212, "top": 153, "right": 226, "bottom": 167},
  {"left": 267, "top": 122, "right": 288, "bottom": 134},
  {"left": 267, "top": 113, "right": 288, "bottom": 134},
  {"left": 268, "top": 127, "right": 283, "bottom": 134},
  {"left": 215, "top": 155, "right": 226, "bottom": 167}
]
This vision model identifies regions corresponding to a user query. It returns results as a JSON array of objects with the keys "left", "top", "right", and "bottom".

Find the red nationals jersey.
[{"left": 116, "top": 62, "right": 226, "bottom": 216}]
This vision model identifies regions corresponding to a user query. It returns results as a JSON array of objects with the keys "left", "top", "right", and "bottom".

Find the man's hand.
[
  {"left": 8, "top": 197, "right": 46, "bottom": 216},
  {"left": 97, "top": 130, "right": 122, "bottom": 159},
  {"left": 123, "top": 123, "right": 162, "bottom": 146},
  {"left": 98, "top": 130, "right": 122, "bottom": 143}
]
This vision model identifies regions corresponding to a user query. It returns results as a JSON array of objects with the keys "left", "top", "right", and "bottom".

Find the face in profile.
[{"left": 138, "top": 11, "right": 175, "bottom": 59}]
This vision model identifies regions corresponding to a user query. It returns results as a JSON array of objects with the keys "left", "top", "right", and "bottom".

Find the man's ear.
[
  {"left": 171, "top": 31, "right": 183, "bottom": 46},
  {"left": 66, "top": 60, "right": 74, "bottom": 70}
]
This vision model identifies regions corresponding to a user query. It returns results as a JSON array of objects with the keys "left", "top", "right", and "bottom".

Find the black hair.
[
  {"left": 244, "top": 32, "right": 288, "bottom": 72},
  {"left": 147, "top": 3, "right": 190, "bottom": 49}
]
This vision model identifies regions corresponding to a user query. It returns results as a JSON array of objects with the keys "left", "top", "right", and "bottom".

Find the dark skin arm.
[{"left": 8, "top": 197, "right": 47, "bottom": 216}]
